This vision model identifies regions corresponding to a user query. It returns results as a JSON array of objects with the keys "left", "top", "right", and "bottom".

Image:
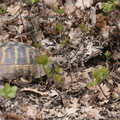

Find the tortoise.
[{"left": 0, "top": 42, "right": 46, "bottom": 84}]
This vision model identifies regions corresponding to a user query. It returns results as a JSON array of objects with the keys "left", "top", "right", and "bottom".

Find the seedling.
[
  {"left": 56, "top": 23, "right": 63, "bottom": 33},
  {"left": 104, "top": 50, "right": 110, "bottom": 57},
  {"left": 29, "top": 0, "right": 39, "bottom": 4},
  {"left": 35, "top": 52, "right": 52, "bottom": 77},
  {"left": 53, "top": 74, "right": 61, "bottom": 82},
  {"left": 87, "top": 66, "right": 109, "bottom": 88},
  {"left": 35, "top": 41, "right": 41, "bottom": 48},
  {"left": 60, "top": 77, "right": 65, "bottom": 85},
  {"left": 60, "top": 36, "right": 69, "bottom": 47},
  {"left": 0, "top": 6, "right": 6, "bottom": 15},
  {"left": 54, "top": 6, "right": 65, "bottom": 15},
  {"left": 44, "top": 67, "right": 52, "bottom": 77},
  {"left": 35, "top": 53, "right": 65, "bottom": 85},
  {"left": 102, "top": 0, "right": 118, "bottom": 13},
  {"left": 0, "top": 83, "right": 17, "bottom": 98},
  {"left": 79, "top": 22, "right": 89, "bottom": 33},
  {"left": 35, "top": 52, "right": 50, "bottom": 67},
  {"left": 55, "top": 66, "right": 63, "bottom": 74}
]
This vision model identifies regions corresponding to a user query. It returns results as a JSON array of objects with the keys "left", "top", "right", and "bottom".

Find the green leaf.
[
  {"left": 7, "top": 92, "right": 16, "bottom": 98},
  {"left": 0, "top": 83, "right": 17, "bottom": 98},
  {"left": 102, "top": 3, "right": 112, "bottom": 12},
  {"left": 10, "top": 86, "right": 18, "bottom": 93},
  {"left": 53, "top": 74, "right": 60, "bottom": 82},
  {"left": 56, "top": 23, "right": 63, "bottom": 32},
  {"left": 113, "top": 0, "right": 118, "bottom": 5},
  {"left": 0, "top": 6, "right": 7, "bottom": 15},
  {"left": 60, "top": 77, "right": 65, "bottom": 85},
  {"left": 55, "top": 67, "right": 62, "bottom": 74},
  {"left": 54, "top": 6, "right": 65, "bottom": 14},
  {"left": 44, "top": 67, "right": 51, "bottom": 75},
  {"left": 111, "top": 93, "right": 115, "bottom": 99},
  {"left": 4, "top": 83, "right": 11, "bottom": 94},
  {"left": 29, "top": 0, "right": 38, "bottom": 4},
  {"left": 60, "top": 36, "right": 69, "bottom": 47},
  {"left": 79, "top": 22, "right": 85, "bottom": 29},
  {"left": 104, "top": 50, "right": 110, "bottom": 57},
  {"left": 47, "top": 73, "right": 52, "bottom": 77},
  {"left": 35, "top": 41, "right": 41, "bottom": 48},
  {"left": 84, "top": 27, "right": 89, "bottom": 33},
  {"left": 0, "top": 89, "right": 6, "bottom": 97},
  {"left": 79, "top": 22, "right": 89, "bottom": 33},
  {"left": 87, "top": 81, "right": 97, "bottom": 88},
  {"left": 35, "top": 53, "right": 50, "bottom": 66},
  {"left": 92, "top": 65, "right": 109, "bottom": 84},
  {"left": 102, "top": 0, "right": 118, "bottom": 13}
]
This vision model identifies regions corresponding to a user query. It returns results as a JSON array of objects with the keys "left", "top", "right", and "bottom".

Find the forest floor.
[{"left": 0, "top": 0, "right": 120, "bottom": 120}]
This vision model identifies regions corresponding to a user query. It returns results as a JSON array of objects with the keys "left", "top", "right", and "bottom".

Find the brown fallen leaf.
[
  {"left": 96, "top": 13, "right": 108, "bottom": 29},
  {"left": 111, "top": 50, "right": 120, "bottom": 60},
  {"left": 97, "top": 83, "right": 110, "bottom": 99},
  {"left": 44, "top": 0, "right": 58, "bottom": 8},
  {"left": 5, "top": 113, "right": 25, "bottom": 120},
  {"left": 81, "top": 106, "right": 104, "bottom": 119},
  {"left": 22, "top": 105, "right": 37, "bottom": 119},
  {"left": 65, "top": 98, "right": 79, "bottom": 115}
]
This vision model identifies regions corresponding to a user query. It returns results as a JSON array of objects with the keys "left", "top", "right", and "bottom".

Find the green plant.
[
  {"left": 87, "top": 66, "right": 109, "bottom": 88},
  {"left": 29, "top": 0, "right": 39, "bottom": 4},
  {"left": 35, "top": 53, "right": 52, "bottom": 77},
  {"left": 34, "top": 41, "right": 41, "bottom": 48},
  {"left": 0, "top": 6, "right": 6, "bottom": 15},
  {"left": 54, "top": 67, "right": 65, "bottom": 85},
  {"left": 35, "top": 53, "right": 65, "bottom": 85},
  {"left": 54, "top": 6, "right": 65, "bottom": 15},
  {"left": 44, "top": 67, "right": 52, "bottom": 77},
  {"left": 102, "top": 0, "right": 118, "bottom": 13},
  {"left": 104, "top": 50, "right": 110, "bottom": 57},
  {"left": 0, "top": 83, "right": 17, "bottom": 98},
  {"left": 60, "top": 36, "right": 69, "bottom": 47},
  {"left": 55, "top": 66, "right": 63, "bottom": 74},
  {"left": 79, "top": 22, "right": 89, "bottom": 33},
  {"left": 35, "top": 53, "right": 50, "bottom": 67},
  {"left": 56, "top": 23, "right": 63, "bottom": 33},
  {"left": 54, "top": 6, "right": 64, "bottom": 33}
]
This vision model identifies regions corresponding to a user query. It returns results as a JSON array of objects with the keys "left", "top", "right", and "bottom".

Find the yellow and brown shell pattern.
[{"left": 0, "top": 42, "right": 44, "bottom": 81}]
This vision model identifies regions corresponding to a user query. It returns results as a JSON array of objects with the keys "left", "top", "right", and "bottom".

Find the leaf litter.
[{"left": 0, "top": 0, "right": 120, "bottom": 119}]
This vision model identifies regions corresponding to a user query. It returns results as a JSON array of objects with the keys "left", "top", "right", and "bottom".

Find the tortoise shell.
[{"left": 0, "top": 42, "right": 45, "bottom": 81}]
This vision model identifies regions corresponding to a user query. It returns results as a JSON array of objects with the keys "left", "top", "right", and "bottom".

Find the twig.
[{"left": 53, "top": 87, "right": 64, "bottom": 107}]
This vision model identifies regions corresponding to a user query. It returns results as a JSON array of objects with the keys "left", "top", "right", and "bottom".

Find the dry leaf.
[
  {"left": 5, "top": 113, "right": 25, "bottom": 120},
  {"left": 117, "top": 84, "right": 120, "bottom": 93},
  {"left": 44, "top": 0, "right": 58, "bottom": 8},
  {"left": 81, "top": 94, "right": 90, "bottom": 106},
  {"left": 64, "top": 76, "right": 71, "bottom": 85},
  {"left": 81, "top": 106, "right": 104, "bottom": 119},
  {"left": 65, "top": 98, "right": 79, "bottom": 115},
  {"left": 7, "top": 3, "right": 20, "bottom": 15},
  {"left": 97, "top": 83, "right": 110, "bottom": 99},
  {"left": 22, "top": 105, "right": 37, "bottom": 119},
  {"left": 75, "top": 0, "right": 93, "bottom": 10},
  {"left": 96, "top": 13, "right": 108, "bottom": 29},
  {"left": 112, "top": 50, "right": 120, "bottom": 60}
]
